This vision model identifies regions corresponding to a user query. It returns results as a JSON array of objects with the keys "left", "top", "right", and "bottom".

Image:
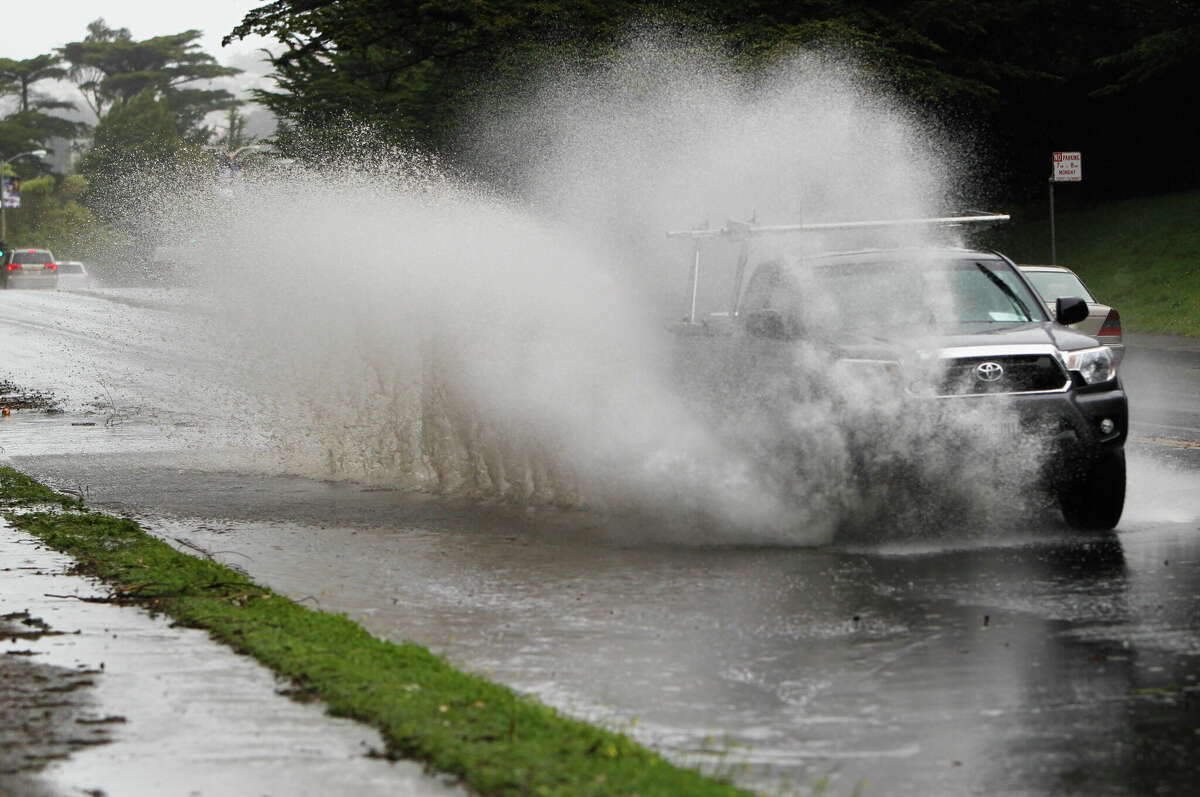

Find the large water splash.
[
  {"left": 467, "top": 38, "right": 959, "bottom": 307},
  {"left": 99, "top": 38, "right": 1039, "bottom": 543}
]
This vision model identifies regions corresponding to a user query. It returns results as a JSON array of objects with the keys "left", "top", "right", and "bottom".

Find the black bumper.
[{"left": 1007, "top": 382, "right": 1127, "bottom": 480}]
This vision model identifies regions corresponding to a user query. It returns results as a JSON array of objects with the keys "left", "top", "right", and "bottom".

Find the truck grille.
[{"left": 937, "top": 354, "right": 1069, "bottom": 396}]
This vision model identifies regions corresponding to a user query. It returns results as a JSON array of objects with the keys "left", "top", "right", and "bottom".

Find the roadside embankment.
[{"left": 981, "top": 189, "right": 1200, "bottom": 336}]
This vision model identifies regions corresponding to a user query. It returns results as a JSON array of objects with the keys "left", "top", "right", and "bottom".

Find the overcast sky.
[{"left": 6, "top": 0, "right": 272, "bottom": 63}]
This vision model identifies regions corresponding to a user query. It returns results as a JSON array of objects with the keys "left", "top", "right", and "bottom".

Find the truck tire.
[{"left": 1058, "top": 448, "right": 1126, "bottom": 530}]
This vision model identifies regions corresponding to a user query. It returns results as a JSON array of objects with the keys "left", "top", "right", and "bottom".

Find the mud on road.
[
  {"left": 1, "top": 610, "right": 117, "bottom": 797},
  {"left": 0, "top": 381, "right": 60, "bottom": 413}
]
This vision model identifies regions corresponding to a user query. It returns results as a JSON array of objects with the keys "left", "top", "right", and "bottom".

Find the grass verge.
[
  {"left": 0, "top": 465, "right": 754, "bottom": 797},
  {"left": 978, "top": 189, "right": 1200, "bottom": 336}
]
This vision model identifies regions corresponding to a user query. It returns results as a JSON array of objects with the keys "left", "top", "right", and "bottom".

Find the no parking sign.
[{"left": 1053, "top": 151, "right": 1082, "bottom": 181}]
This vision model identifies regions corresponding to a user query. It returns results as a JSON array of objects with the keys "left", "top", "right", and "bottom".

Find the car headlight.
[{"left": 1062, "top": 346, "right": 1116, "bottom": 385}]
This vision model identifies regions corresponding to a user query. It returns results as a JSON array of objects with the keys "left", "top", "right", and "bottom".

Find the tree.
[
  {"left": 229, "top": 0, "right": 1200, "bottom": 196},
  {"left": 0, "top": 110, "right": 79, "bottom": 148},
  {"left": 1094, "top": 0, "right": 1200, "bottom": 94},
  {"left": 0, "top": 111, "right": 78, "bottom": 184},
  {"left": 0, "top": 54, "right": 74, "bottom": 113},
  {"left": 225, "top": 0, "right": 1019, "bottom": 160},
  {"left": 0, "top": 52, "right": 81, "bottom": 173},
  {"left": 62, "top": 19, "right": 130, "bottom": 120},
  {"left": 217, "top": 101, "right": 254, "bottom": 152},
  {"left": 62, "top": 19, "right": 242, "bottom": 142},
  {"left": 0, "top": 173, "right": 105, "bottom": 258},
  {"left": 227, "top": 0, "right": 642, "bottom": 156},
  {"left": 0, "top": 114, "right": 48, "bottom": 163},
  {"left": 76, "top": 89, "right": 183, "bottom": 213}
]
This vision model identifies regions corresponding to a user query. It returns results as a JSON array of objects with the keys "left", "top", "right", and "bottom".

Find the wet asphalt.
[
  {"left": 4, "top": 440, "right": 1199, "bottom": 796},
  {"left": 3, "top": 295, "right": 1200, "bottom": 795}
]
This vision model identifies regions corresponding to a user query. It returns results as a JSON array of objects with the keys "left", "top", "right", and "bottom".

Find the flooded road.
[
  {"left": 4, "top": 289, "right": 1200, "bottom": 795},
  {"left": 6, "top": 440, "right": 1200, "bottom": 795}
]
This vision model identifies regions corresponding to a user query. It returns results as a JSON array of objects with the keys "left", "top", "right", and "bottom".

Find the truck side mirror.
[{"left": 1056, "top": 296, "right": 1089, "bottom": 326}]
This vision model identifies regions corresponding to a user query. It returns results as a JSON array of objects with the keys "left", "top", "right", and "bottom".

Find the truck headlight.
[{"left": 1062, "top": 346, "right": 1116, "bottom": 385}]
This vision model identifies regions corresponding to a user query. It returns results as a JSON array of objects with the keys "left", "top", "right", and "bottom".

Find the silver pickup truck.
[{"left": 668, "top": 215, "right": 1127, "bottom": 530}]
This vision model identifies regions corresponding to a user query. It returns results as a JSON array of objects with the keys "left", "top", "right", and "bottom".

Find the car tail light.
[
  {"left": 5, "top": 263, "right": 20, "bottom": 271},
  {"left": 44, "top": 262, "right": 58, "bottom": 271},
  {"left": 1098, "top": 309, "right": 1121, "bottom": 337}
]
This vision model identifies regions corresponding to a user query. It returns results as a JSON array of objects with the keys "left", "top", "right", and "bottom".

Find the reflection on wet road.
[{"left": 6, "top": 438, "right": 1198, "bottom": 796}]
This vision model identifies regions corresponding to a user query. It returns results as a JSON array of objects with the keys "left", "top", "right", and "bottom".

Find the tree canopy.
[
  {"left": 75, "top": 89, "right": 184, "bottom": 212},
  {"left": 228, "top": 0, "right": 639, "bottom": 153},
  {"left": 0, "top": 53, "right": 79, "bottom": 176},
  {"left": 0, "top": 54, "right": 73, "bottom": 114},
  {"left": 62, "top": 19, "right": 242, "bottom": 142},
  {"left": 0, "top": 173, "right": 105, "bottom": 258},
  {"left": 228, "top": 0, "right": 1200, "bottom": 197}
]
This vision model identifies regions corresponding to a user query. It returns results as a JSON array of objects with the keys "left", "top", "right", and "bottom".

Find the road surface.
[{"left": 3, "top": 288, "right": 1199, "bottom": 795}]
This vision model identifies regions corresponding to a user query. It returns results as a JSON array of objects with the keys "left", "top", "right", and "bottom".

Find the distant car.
[
  {"left": 55, "top": 260, "right": 91, "bottom": 289},
  {"left": 1, "top": 248, "right": 58, "bottom": 290},
  {"left": 1017, "top": 265, "right": 1123, "bottom": 362}
]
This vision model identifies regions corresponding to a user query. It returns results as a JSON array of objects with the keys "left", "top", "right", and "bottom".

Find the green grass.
[
  {"left": 0, "top": 465, "right": 755, "bottom": 797},
  {"left": 977, "top": 190, "right": 1200, "bottom": 335},
  {"left": 0, "top": 467, "right": 83, "bottom": 508}
]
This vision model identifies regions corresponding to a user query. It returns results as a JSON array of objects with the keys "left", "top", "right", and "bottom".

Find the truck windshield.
[{"left": 748, "top": 257, "right": 1047, "bottom": 333}]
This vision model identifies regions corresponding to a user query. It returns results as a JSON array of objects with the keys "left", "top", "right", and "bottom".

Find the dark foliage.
[{"left": 229, "top": 0, "right": 1197, "bottom": 198}]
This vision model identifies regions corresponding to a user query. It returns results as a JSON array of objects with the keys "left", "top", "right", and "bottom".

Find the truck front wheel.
[{"left": 1058, "top": 448, "right": 1126, "bottom": 530}]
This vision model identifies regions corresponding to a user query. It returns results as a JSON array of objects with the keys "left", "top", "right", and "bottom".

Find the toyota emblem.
[{"left": 975, "top": 361, "right": 1004, "bottom": 383}]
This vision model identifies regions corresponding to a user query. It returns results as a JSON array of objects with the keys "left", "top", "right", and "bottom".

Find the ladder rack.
[
  {"left": 667, "top": 212, "right": 1010, "bottom": 323},
  {"left": 667, "top": 213, "right": 1010, "bottom": 241}
]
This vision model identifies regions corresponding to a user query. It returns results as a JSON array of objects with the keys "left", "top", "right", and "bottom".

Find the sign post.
[{"left": 1049, "top": 151, "right": 1081, "bottom": 265}]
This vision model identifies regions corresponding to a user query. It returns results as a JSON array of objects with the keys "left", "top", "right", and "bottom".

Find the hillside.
[{"left": 981, "top": 191, "right": 1200, "bottom": 336}]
